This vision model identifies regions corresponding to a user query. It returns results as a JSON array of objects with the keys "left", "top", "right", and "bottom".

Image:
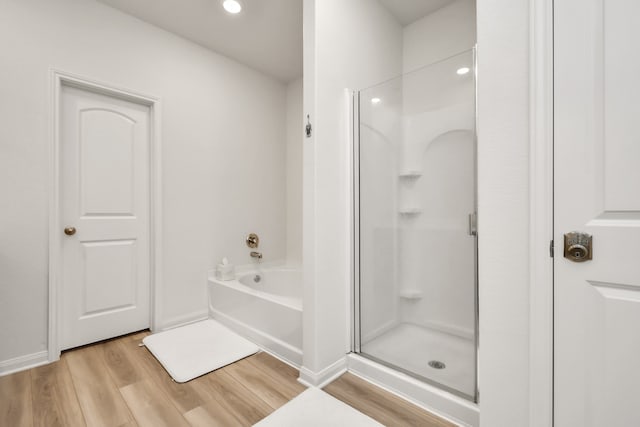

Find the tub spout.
[{"left": 250, "top": 251, "right": 263, "bottom": 259}]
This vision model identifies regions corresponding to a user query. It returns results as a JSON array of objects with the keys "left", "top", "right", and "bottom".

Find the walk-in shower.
[{"left": 353, "top": 49, "right": 478, "bottom": 402}]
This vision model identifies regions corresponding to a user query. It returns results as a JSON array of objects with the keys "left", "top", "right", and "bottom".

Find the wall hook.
[{"left": 306, "top": 114, "right": 312, "bottom": 138}]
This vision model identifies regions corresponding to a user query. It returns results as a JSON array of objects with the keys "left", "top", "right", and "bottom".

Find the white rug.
[
  {"left": 142, "top": 319, "right": 259, "bottom": 383},
  {"left": 253, "top": 387, "right": 383, "bottom": 426}
]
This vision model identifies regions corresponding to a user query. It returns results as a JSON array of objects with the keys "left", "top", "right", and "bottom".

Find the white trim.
[
  {"left": 0, "top": 351, "right": 49, "bottom": 377},
  {"left": 528, "top": 0, "right": 554, "bottom": 426},
  {"left": 347, "top": 354, "right": 478, "bottom": 427},
  {"left": 351, "top": 89, "right": 361, "bottom": 354},
  {"left": 346, "top": 88, "right": 355, "bottom": 355},
  {"left": 48, "top": 70, "right": 163, "bottom": 362},
  {"left": 298, "top": 356, "right": 348, "bottom": 388}
]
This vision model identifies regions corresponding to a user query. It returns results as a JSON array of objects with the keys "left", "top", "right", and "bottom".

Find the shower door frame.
[
  {"left": 351, "top": 49, "right": 480, "bottom": 403},
  {"left": 352, "top": 89, "right": 362, "bottom": 355}
]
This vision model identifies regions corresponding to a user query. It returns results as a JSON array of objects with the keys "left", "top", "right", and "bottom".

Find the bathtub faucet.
[{"left": 250, "top": 251, "right": 263, "bottom": 260}]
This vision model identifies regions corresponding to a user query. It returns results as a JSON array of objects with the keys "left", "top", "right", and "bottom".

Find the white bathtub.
[{"left": 208, "top": 267, "right": 303, "bottom": 367}]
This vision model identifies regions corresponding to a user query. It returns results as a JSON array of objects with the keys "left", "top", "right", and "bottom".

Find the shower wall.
[
  {"left": 357, "top": 0, "right": 477, "bottom": 400},
  {"left": 358, "top": 80, "right": 402, "bottom": 341},
  {"left": 398, "top": 0, "right": 477, "bottom": 337},
  {"left": 358, "top": 49, "right": 477, "bottom": 398},
  {"left": 360, "top": 0, "right": 477, "bottom": 344},
  {"left": 403, "top": 0, "right": 476, "bottom": 73},
  {"left": 398, "top": 53, "right": 476, "bottom": 337}
]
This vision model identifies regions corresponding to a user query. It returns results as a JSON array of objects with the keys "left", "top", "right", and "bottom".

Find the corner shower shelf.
[
  {"left": 399, "top": 289, "right": 423, "bottom": 300},
  {"left": 399, "top": 208, "right": 422, "bottom": 216},
  {"left": 398, "top": 171, "right": 422, "bottom": 180}
]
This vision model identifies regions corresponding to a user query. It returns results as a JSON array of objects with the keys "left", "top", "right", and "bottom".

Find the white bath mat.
[
  {"left": 142, "top": 319, "right": 259, "bottom": 383},
  {"left": 253, "top": 387, "right": 383, "bottom": 426}
]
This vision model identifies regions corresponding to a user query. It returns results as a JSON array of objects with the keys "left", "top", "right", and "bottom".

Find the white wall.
[
  {"left": 285, "top": 78, "right": 303, "bottom": 265},
  {"left": 403, "top": 0, "right": 477, "bottom": 73},
  {"left": 302, "top": 0, "right": 403, "bottom": 380},
  {"left": 477, "top": 0, "right": 531, "bottom": 425},
  {"left": 0, "top": 0, "right": 287, "bottom": 366}
]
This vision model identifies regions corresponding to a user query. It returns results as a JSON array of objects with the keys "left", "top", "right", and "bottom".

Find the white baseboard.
[
  {"left": 0, "top": 350, "right": 49, "bottom": 377},
  {"left": 158, "top": 310, "right": 208, "bottom": 332},
  {"left": 298, "top": 356, "right": 348, "bottom": 388}
]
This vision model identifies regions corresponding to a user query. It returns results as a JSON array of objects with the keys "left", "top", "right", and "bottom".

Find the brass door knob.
[{"left": 64, "top": 227, "right": 76, "bottom": 236}]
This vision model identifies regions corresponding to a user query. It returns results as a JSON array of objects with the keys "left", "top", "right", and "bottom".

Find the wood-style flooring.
[{"left": 0, "top": 331, "right": 455, "bottom": 426}]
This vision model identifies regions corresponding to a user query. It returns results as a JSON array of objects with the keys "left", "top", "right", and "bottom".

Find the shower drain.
[{"left": 428, "top": 360, "right": 446, "bottom": 370}]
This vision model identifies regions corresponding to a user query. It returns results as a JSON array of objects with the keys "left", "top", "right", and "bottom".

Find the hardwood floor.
[
  {"left": 0, "top": 331, "right": 455, "bottom": 426},
  {"left": 324, "top": 373, "right": 456, "bottom": 427}
]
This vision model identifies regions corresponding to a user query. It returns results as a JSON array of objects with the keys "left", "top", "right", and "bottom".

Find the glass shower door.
[{"left": 355, "top": 50, "right": 477, "bottom": 401}]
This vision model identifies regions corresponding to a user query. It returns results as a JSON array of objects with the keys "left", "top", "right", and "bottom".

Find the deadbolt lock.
[{"left": 563, "top": 232, "right": 592, "bottom": 262}]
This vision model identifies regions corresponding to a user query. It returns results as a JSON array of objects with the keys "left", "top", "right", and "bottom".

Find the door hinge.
[
  {"left": 468, "top": 212, "right": 478, "bottom": 236},
  {"left": 549, "top": 239, "right": 554, "bottom": 258}
]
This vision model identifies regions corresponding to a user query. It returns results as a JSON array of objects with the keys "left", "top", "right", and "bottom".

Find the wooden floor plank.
[
  {"left": 123, "top": 330, "right": 150, "bottom": 343},
  {"left": 119, "top": 379, "right": 189, "bottom": 427},
  {"left": 31, "top": 358, "right": 86, "bottom": 427},
  {"left": 117, "top": 335, "right": 213, "bottom": 414},
  {"left": 324, "top": 373, "right": 456, "bottom": 427},
  {"left": 65, "top": 346, "right": 135, "bottom": 427},
  {"left": 225, "top": 357, "right": 304, "bottom": 408},
  {"left": 249, "top": 351, "right": 301, "bottom": 383},
  {"left": 244, "top": 352, "right": 306, "bottom": 396},
  {"left": 0, "top": 370, "right": 33, "bottom": 427},
  {"left": 182, "top": 397, "right": 245, "bottom": 427},
  {"left": 197, "top": 369, "right": 274, "bottom": 425},
  {"left": 100, "top": 339, "right": 145, "bottom": 388}
]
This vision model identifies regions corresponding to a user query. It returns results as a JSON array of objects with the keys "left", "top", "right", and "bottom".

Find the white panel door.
[
  {"left": 60, "top": 84, "right": 150, "bottom": 350},
  {"left": 555, "top": 0, "right": 640, "bottom": 425}
]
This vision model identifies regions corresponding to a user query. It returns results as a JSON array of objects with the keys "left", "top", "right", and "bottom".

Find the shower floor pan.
[{"left": 360, "top": 323, "right": 475, "bottom": 399}]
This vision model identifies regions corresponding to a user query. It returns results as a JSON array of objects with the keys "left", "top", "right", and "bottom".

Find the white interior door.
[
  {"left": 554, "top": 0, "right": 640, "bottom": 425},
  {"left": 60, "top": 84, "right": 151, "bottom": 350}
]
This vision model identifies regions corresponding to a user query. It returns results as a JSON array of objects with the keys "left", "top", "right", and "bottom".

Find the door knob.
[
  {"left": 563, "top": 232, "right": 592, "bottom": 262},
  {"left": 64, "top": 227, "right": 76, "bottom": 236}
]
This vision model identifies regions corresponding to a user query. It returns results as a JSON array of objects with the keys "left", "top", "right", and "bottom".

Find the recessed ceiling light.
[
  {"left": 223, "top": 0, "right": 242, "bottom": 14},
  {"left": 456, "top": 67, "right": 470, "bottom": 75},
  {"left": 371, "top": 97, "right": 381, "bottom": 104}
]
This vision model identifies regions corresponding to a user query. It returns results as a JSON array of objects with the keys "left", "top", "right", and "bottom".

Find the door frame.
[
  {"left": 47, "top": 70, "right": 163, "bottom": 362},
  {"left": 528, "top": 0, "right": 554, "bottom": 425}
]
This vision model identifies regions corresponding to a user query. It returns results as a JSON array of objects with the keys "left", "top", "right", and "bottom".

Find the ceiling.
[
  {"left": 96, "top": 0, "right": 455, "bottom": 82},
  {"left": 378, "top": 0, "right": 455, "bottom": 26},
  {"left": 97, "top": 0, "right": 303, "bottom": 82}
]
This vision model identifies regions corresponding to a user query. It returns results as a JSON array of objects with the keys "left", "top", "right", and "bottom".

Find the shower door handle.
[{"left": 468, "top": 213, "right": 477, "bottom": 236}]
